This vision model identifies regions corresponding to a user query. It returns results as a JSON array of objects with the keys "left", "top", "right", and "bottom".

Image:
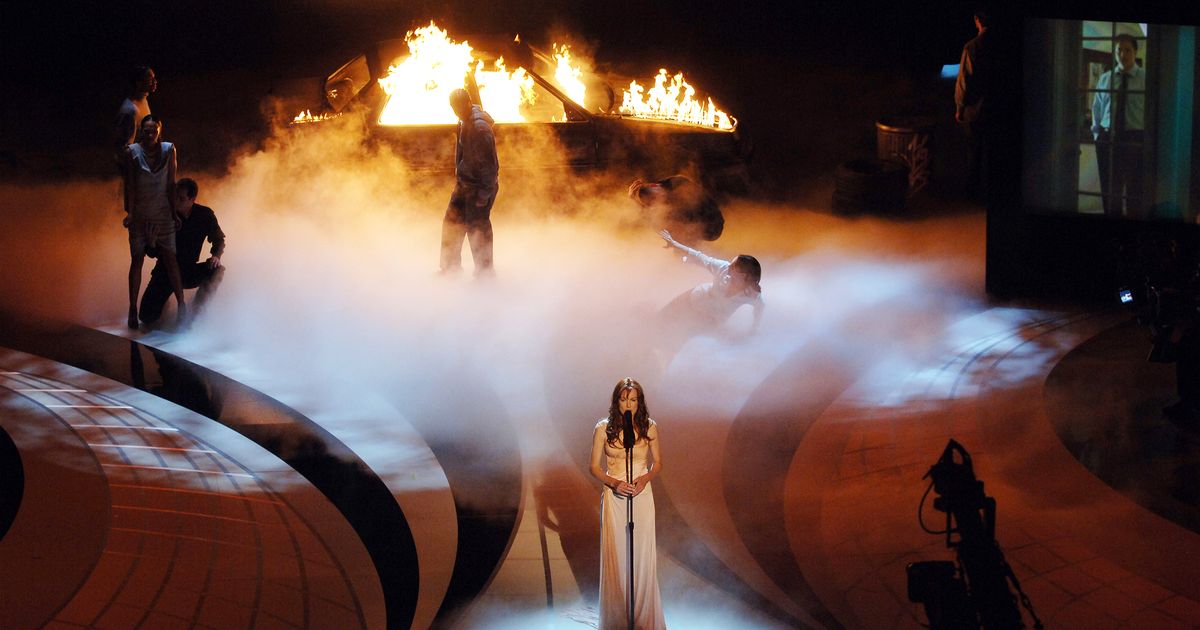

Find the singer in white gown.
[{"left": 590, "top": 378, "right": 667, "bottom": 630}]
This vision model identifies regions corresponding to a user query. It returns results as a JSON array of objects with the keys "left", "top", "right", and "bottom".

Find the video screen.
[{"left": 1023, "top": 19, "right": 1199, "bottom": 221}]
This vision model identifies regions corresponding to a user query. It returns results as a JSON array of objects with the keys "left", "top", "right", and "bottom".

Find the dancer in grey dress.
[{"left": 124, "top": 115, "right": 185, "bottom": 328}]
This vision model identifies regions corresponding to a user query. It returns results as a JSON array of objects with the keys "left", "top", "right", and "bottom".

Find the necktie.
[{"left": 1114, "top": 71, "right": 1129, "bottom": 135}]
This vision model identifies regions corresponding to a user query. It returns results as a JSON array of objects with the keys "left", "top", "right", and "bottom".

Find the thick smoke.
[{"left": 0, "top": 110, "right": 989, "bottom": 625}]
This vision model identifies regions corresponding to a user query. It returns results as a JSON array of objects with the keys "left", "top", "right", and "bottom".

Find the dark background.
[
  {"left": 2, "top": 0, "right": 1195, "bottom": 300},
  {"left": 0, "top": 0, "right": 980, "bottom": 193}
]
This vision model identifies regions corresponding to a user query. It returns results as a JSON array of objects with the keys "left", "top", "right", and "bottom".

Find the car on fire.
[{"left": 280, "top": 25, "right": 751, "bottom": 192}]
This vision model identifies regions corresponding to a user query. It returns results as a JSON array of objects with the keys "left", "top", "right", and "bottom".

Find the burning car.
[{"left": 282, "top": 23, "right": 751, "bottom": 191}]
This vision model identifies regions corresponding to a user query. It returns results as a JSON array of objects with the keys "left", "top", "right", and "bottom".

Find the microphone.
[{"left": 622, "top": 410, "right": 636, "bottom": 449}]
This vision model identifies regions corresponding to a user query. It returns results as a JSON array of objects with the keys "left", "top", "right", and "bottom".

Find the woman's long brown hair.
[{"left": 605, "top": 377, "right": 653, "bottom": 446}]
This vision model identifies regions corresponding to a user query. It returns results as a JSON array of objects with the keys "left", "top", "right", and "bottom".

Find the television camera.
[{"left": 906, "top": 440, "right": 1042, "bottom": 629}]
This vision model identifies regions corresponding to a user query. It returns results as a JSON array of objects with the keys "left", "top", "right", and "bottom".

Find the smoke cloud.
[{"left": 0, "top": 111, "right": 990, "bottom": 624}]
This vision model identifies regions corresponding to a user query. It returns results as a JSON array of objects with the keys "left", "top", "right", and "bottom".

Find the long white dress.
[{"left": 596, "top": 419, "right": 666, "bottom": 630}]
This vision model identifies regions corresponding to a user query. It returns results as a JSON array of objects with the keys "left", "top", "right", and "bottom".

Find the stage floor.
[{"left": 3, "top": 300, "right": 1200, "bottom": 630}]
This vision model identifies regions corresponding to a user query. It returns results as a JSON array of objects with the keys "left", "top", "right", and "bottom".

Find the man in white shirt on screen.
[{"left": 1091, "top": 33, "right": 1146, "bottom": 218}]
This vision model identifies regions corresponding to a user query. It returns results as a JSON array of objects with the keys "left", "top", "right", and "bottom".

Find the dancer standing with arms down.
[
  {"left": 589, "top": 378, "right": 666, "bottom": 629},
  {"left": 439, "top": 88, "right": 499, "bottom": 276},
  {"left": 124, "top": 115, "right": 186, "bottom": 328}
]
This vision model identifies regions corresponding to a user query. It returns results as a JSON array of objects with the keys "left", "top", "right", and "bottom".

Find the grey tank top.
[{"left": 128, "top": 142, "right": 174, "bottom": 222}]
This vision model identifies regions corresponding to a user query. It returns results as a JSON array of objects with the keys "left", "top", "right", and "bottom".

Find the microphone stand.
[{"left": 623, "top": 414, "right": 636, "bottom": 630}]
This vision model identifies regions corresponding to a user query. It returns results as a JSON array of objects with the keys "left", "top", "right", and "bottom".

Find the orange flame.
[
  {"left": 552, "top": 44, "right": 587, "bottom": 106},
  {"left": 620, "top": 69, "right": 734, "bottom": 130},
  {"left": 377, "top": 22, "right": 536, "bottom": 125},
  {"left": 292, "top": 109, "right": 341, "bottom": 125},
  {"left": 472, "top": 57, "right": 536, "bottom": 123},
  {"left": 370, "top": 22, "right": 735, "bottom": 130}
]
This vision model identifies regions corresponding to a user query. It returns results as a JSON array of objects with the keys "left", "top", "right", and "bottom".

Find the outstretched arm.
[
  {"left": 659, "top": 229, "right": 706, "bottom": 260},
  {"left": 659, "top": 229, "right": 725, "bottom": 274},
  {"left": 658, "top": 229, "right": 686, "bottom": 252}
]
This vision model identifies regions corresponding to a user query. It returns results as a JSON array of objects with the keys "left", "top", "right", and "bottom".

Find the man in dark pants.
[
  {"left": 439, "top": 88, "right": 499, "bottom": 276},
  {"left": 139, "top": 178, "right": 225, "bottom": 325},
  {"left": 1091, "top": 34, "right": 1146, "bottom": 218},
  {"left": 955, "top": 7, "right": 996, "bottom": 200}
]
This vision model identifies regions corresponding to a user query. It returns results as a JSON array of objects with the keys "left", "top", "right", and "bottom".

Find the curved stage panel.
[
  {"left": 0, "top": 366, "right": 110, "bottom": 629},
  {"left": 0, "top": 311, "right": 526, "bottom": 629},
  {"left": 5, "top": 304, "right": 1200, "bottom": 629},
  {"left": 1046, "top": 318, "right": 1200, "bottom": 533},
  {"left": 786, "top": 308, "right": 1200, "bottom": 629},
  {"left": 383, "top": 367, "right": 526, "bottom": 625},
  {"left": 0, "top": 347, "right": 384, "bottom": 628},
  {"left": 0, "top": 313, "right": 410, "bottom": 627}
]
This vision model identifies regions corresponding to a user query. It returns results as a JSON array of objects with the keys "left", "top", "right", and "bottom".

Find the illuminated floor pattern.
[
  {"left": 3, "top": 306, "right": 1200, "bottom": 629},
  {"left": 0, "top": 348, "right": 384, "bottom": 629}
]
